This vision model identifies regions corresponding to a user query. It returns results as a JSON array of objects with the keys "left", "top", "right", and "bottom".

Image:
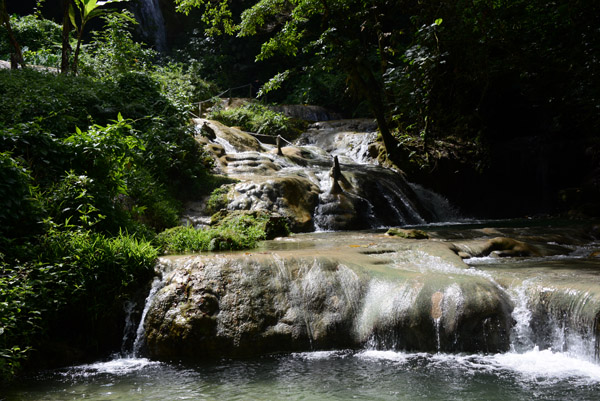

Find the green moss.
[
  {"left": 156, "top": 211, "right": 289, "bottom": 254},
  {"left": 205, "top": 185, "right": 232, "bottom": 215}
]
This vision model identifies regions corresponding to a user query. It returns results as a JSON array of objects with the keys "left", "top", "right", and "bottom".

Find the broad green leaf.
[
  {"left": 87, "top": 8, "right": 108, "bottom": 20},
  {"left": 84, "top": 0, "right": 98, "bottom": 17},
  {"left": 68, "top": 3, "right": 77, "bottom": 28}
]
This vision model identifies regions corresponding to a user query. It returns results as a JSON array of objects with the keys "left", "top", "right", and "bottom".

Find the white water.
[
  {"left": 134, "top": 0, "right": 167, "bottom": 52},
  {"left": 354, "top": 348, "right": 600, "bottom": 384},
  {"left": 201, "top": 118, "right": 436, "bottom": 230},
  {"left": 131, "top": 276, "right": 164, "bottom": 357}
]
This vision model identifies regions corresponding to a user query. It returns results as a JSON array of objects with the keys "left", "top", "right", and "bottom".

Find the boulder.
[{"left": 143, "top": 237, "right": 514, "bottom": 360}]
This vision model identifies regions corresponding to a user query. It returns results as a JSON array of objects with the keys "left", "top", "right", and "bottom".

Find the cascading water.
[
  {"left": 192, "top": 118, "right": 439, "bottom": 231},
  {"left": 7, "top": 116, "right": 600, "bottom": 399},
  {"left": 7, "top": 225, "right": 600, "bottom": 400},
  {"left": 133, "top": 0, "right": 167, "bottom": 52},
  {"left": 131, "top": 276, "right": 165, "bottom": 357},
  {"left": 465, "top": 244, "right": 600, "bottom": 365}
]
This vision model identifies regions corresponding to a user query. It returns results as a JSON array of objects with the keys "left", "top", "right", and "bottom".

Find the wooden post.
[{"left": 276, "top": 135, "right": 283, "bottom": 156}]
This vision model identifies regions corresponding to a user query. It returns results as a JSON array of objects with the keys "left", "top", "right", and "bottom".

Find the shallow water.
[{"left": 6, "top": 349, "right": 600, "bottom": 401}]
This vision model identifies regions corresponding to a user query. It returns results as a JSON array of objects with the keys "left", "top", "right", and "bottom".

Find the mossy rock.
[
  {"left": 211, "top": 210, "right": 290, "bottom": 240},
  {"left": 386, "top": 228, "right": 429, "bottom": 239},
  {"left": 205, "top": 185, "right": 232, "bottom": 215}
]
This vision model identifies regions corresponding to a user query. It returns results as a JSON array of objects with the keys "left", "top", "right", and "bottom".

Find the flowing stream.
[
  {"left": 5, "top": 120, "right": 600, "bottom": 400},
  {"left": 6, "top": 224, "right": 600, "bottom": 401}
]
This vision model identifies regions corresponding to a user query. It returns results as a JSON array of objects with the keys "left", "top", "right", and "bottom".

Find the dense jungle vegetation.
[{"left": 1, "top": 0, "right": 599, "bottom": 383}]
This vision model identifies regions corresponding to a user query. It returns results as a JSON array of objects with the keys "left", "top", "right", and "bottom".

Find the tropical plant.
[
  {"left": 79, "top": 10, "right": 156, "bottom": 79},
  {"left": 0, "top": 0, "right": 25, "bottom": 68},
  {"left": 0, "top": 13, "right": 62, "bottom": 65},
  {"left": 68, "top": 0, "right": 129, "bottom": 74}
]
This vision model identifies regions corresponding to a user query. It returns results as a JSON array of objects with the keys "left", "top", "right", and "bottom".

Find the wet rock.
[
  {"left": 314, "top": 192, "right": 364, "bottom": 230},
  {"left": 450, "top": 237, "right": 542, "bottom": 258},
  {"left": 144, "top": 256, "right": 365, "bottom": 359},
  {"left": 143, "top": 240, "right": 514, "bottom": 360},
  {"left": 386, "top": 228, "right": 430, "bottom": 239},
  {"left": 196, "top": 119, "right": 263, "bottom": 152},
  {"left": 226, "top": 177, "right": 319, "bottom": 232},
  {"left": 193, "top": 118, "right": 436, "bottom": 232}
]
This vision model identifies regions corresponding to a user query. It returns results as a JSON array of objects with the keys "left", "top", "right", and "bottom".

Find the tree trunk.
[
  {"left": 71, "top": 23, "right": 85, "bottom": 75},
  {"left": 61, "top": 0, "right": 72, "bottom": 74},
  {"left": 0, "top": 0, "right": 25, "bottom": 69},
  {"left": 349, "top": 62, "right": 402, "bottom": 165}
]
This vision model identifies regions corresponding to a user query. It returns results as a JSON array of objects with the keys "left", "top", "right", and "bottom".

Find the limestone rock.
[
  {"left": 386, "top": 228, "right": 430, "bottom": 239},
  {"left": 143, "top": 239, "right": 514, "bottom": 360}
]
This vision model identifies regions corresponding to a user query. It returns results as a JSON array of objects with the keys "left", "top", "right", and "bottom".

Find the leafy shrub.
[
  {"left": 205, "top": 185, "right": 231, "bottom": 215},
  {"left": 0, "top": 152, "right": 43, "bottom": 239},
  {"left": 155, "top": 211, "right": 289, "bottom": 254},
  {"left": 0, "top": 122, "right": 66, "bottom": 185},
  {"left": 0, "top": 261, "right": 44, "bottom": 380},
  {"left": 0, "top": 68, "right": 213, "bottom": 230},
  {"left": 0, "top": 14, "right": 62, "bottom": 62},
  {"left": 152, "top": 61, "right": 219, "bottom": 113},
  {"left": 79, "top": 11, "right": 156, "bottom": 80},
  {"left": 0, "top": 69, "right": 108, "bottom": 135},
  {"left": 0, "top": 227, "right": 158, "bottom": 383},
  {"left": 0, "top": 27, "right": 220, "bottom": 382},
  {"left": 208, "top": 102, "right": 303, "bottom": 139}
]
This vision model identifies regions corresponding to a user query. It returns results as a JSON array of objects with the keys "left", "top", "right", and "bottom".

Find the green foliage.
[
  {"left": 79, "top": 10, "right": 156, "bottom": 79},
  {"left": 0, "top": 9, "right": 226, "bottom": 382},
  {"left": 155, "top": 211, "right": 288, "bottom": 254},
  {"left": 205, "top": 185, "right": 231, "bottom": 215},
  {"left": 281, "top": 64, "right": 353, "bottom": 114},
  {"left": 256, "top": 70, "right": 289, "bottom": 98},
  {"left": 0, "top": 69, "right": 111, "bottom": 135},
  {"left": 0, "top": 227, "right": 158, "bottom": 382},
  {"left": 69, "top": 0, "right": 131, "bottom": 73},
  {"left": 0, "top": 262, "right": 43, "bottom": 380},
  {"left": 152, "top": 61, "right": 219, "bottom": 112},
  {"left": 208, "top": 102, "right": 302, "bottom": 138},
  {"left": 64, "top": 116, "right": 142, "bottom": 196},
  {"left": 175, "top": 0, "right": 237, "bottom": 35},
  {"left": 0, "top": 14, "right": 62, "bottom": 62},
  {"left": 44, "top": 172, "right": 106, "bottom": 229},
  {"left": 0, "top": 152, "right": 43, "bottom": 238},
  {"left": 384, "top": 20, "right": 446, "bottom": 138}
]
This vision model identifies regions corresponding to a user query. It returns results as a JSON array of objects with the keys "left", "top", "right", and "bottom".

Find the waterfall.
[
  {"left": 132, "top": 276, "right": 164, "bottom": 357},
  {"left": 195, "top": 118, "right": 446, "bottom": 231},
  {"left": 120, "top": 300, "right": 138, "bottom": 355},
  {"left": 409, "top": 183, "right": 462, "bottom": 222},
  {"left": 133, "top": 0, "right": 167, "bottom": 52},
  {"left": 509, "top": 281, "right": 600, "bottom": 362}
]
